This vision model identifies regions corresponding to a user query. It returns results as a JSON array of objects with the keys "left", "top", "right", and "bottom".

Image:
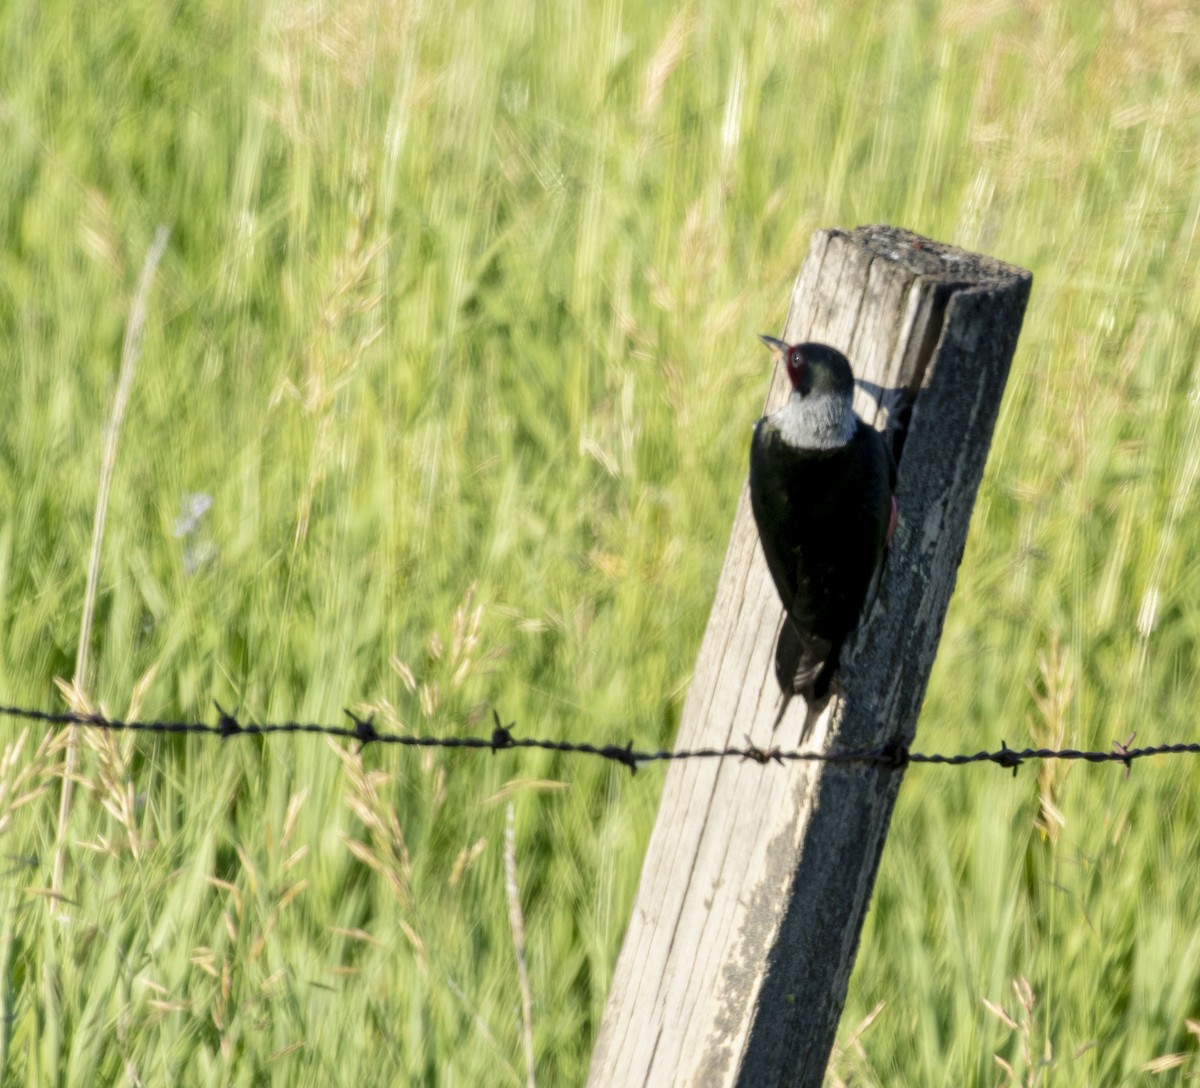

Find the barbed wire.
[{"left": 1, "top": 702, "right": 1196, "bottom": 777}]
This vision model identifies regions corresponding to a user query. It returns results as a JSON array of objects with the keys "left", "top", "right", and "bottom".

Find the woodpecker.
[{"left": 749, "top": 336, "right": 896, "bottom": 731}]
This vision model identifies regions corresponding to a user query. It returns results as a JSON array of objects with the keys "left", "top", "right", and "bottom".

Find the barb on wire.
[{"left": 0, "top": 702, "right": 1197, "bottom": 776}]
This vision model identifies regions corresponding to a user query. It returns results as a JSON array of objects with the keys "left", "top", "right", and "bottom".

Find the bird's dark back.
[{"left": 749, "top": 419, "right": 892, "bottom": 643}]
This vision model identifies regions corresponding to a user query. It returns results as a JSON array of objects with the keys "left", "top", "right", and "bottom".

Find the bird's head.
[{"left": 759, "top": 336, "right": 854, "bottom": 402}]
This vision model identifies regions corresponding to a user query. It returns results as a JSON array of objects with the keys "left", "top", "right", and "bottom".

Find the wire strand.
[{"left": 0, "top": 703, "right": 1191, "bottom": 776}]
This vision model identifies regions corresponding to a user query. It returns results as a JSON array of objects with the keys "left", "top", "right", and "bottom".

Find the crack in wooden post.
[{"left": 587, "top": 226, "right": 1032, "bottom": 1088}]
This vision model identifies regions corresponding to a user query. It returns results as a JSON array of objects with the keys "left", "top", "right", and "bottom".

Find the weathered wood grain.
[{"left": 587, "top": 226, "right": 1032, "bottom": 1088}]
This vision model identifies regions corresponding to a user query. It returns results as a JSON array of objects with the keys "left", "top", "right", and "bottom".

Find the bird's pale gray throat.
[{"left": 771, "top": 390, "right": 857, "bottom": 450}]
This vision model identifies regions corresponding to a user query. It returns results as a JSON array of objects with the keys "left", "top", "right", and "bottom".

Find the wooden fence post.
[{"left": 587, "top": 226, "right": 1032, "bottom": 1087}]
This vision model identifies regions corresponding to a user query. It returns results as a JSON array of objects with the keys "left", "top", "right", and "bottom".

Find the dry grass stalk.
[
  {"left": 505, "top": 803, "right": 536, "bottom": 1088},
  {"left": 52, "top": 226, "right": 170, "bottom": 901},
  {"left": 985, "top": 976, "right": 1052, "bottom": 1086}
]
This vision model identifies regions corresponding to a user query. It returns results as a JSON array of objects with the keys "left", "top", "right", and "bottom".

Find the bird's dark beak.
[{"left": 759, "top": 334, "right": 788, "bottom": 358}]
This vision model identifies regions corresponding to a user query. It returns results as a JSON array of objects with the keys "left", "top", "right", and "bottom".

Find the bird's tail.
[
  {"left": 772, "top": 618, "right": 836, "bottom": 740},
  {"left": 774, "top": 618, "right": 835, "bottom": 700}
]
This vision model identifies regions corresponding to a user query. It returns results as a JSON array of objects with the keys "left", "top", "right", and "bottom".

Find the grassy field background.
[{"left": 2, "top": 0, "right": 1200, "bottom": 1083}]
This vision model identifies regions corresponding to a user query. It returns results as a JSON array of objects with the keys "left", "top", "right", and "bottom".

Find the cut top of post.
[{"left": 778, "top": 225, "right": 1031, "bottom": 469}]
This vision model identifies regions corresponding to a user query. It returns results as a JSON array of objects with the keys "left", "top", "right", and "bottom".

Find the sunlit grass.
[{"left": 1, "top": 0, "right": 1199, "bottom": 1082}]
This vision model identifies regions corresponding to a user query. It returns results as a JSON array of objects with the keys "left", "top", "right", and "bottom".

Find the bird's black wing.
[
  {"left": 748, "top": 418, "right": 798, "bottom": 614},
  {"left": 751, "top": 415, "right": 898, "bottom": 711},
  {"left": 749, "top": 420, "right": 834, "bottom": 699}
]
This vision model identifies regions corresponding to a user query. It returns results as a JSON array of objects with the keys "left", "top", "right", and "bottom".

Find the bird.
[{"left": 749, "top": 335, "right": 897, "bottom": 734}]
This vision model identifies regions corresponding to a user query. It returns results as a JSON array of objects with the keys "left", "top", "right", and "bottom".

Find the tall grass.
[{"left": 1, "top": 0, "right": 1198, "bottom": 1082}]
